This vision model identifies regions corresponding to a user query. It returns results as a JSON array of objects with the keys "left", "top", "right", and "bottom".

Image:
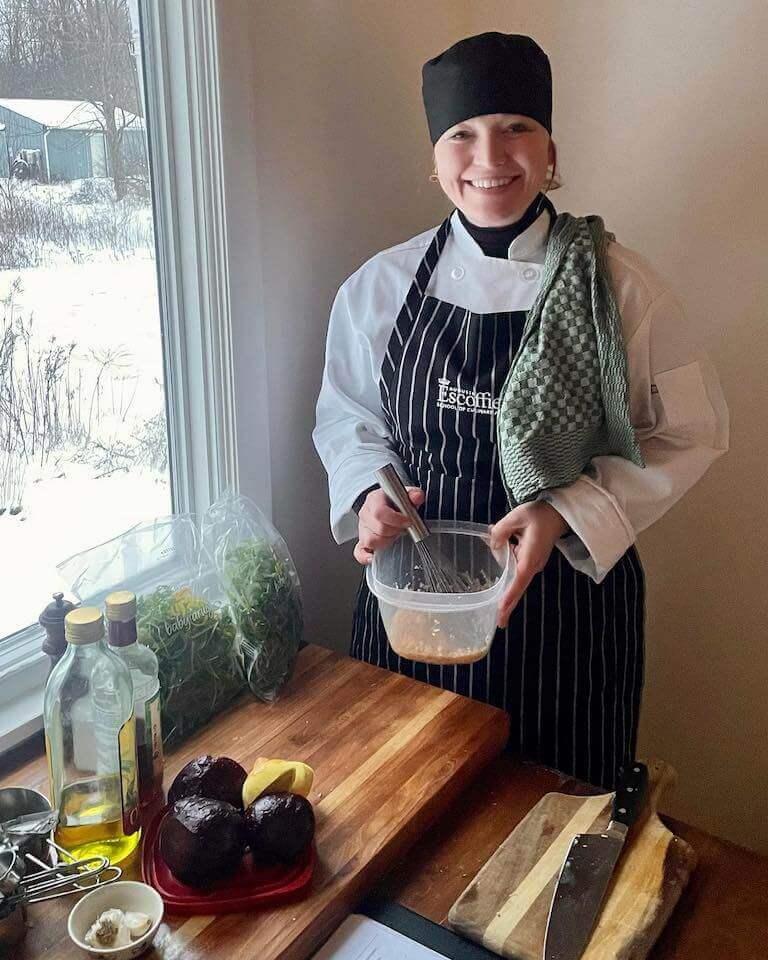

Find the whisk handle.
[{"left": 374, "top": 464, "right": 430, "bottom": 542}]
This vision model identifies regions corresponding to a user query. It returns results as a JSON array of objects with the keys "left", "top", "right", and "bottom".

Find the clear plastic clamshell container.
[{"left": 366, "top": 520, "right": 512, "bottom": 665}]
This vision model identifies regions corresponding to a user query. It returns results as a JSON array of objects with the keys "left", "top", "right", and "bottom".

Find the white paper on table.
[{"left": 312, "top": 914, "right": 450, "bottom": 960}]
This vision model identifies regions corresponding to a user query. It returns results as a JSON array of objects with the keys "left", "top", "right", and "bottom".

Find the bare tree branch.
[{"left": 0, "top": 0, "right": 142, "bottom": 197}]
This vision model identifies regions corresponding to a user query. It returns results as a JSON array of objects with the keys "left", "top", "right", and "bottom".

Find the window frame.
[{"left": 0, "top": 0, "right": 240, "bottom": 754}]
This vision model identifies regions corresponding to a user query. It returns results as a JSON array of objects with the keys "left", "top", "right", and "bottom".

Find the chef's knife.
[{"left": 543, "top": 762, "right": 649, "bottom": 960}]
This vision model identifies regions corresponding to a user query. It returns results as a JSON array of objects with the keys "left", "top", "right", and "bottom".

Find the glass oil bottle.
[
  {"left": 43, "top": 607, "right": 140, "bottom": 864},
  {"left": 105, "top": 590, "right": 164, "bottom": 820}
]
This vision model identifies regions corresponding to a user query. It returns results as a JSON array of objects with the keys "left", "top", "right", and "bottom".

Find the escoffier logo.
[{"left": 436, "top": 377, "right": 500, "bottom": 416}]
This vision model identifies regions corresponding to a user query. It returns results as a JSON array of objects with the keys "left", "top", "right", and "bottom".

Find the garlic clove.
[
  {"left": 85, "top": 909, "right": 130, "bottom": 948},
  {"left": 123, "top": 911, "right": 152, "bottom": 939}
]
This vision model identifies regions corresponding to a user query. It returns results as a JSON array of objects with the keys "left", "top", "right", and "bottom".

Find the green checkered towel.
[{"left": 497, "top": 213, "right": 644, "bottom": 506}]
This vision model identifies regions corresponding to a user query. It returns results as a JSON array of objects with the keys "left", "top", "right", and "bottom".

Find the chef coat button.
[
  {"left": 451, "top": 266, "right": 465, "bottom": 281},
  {"left": 522, "top": 266, "right": 538, "bottom": 281}
]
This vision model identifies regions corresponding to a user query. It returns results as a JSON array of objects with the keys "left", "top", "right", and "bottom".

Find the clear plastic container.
[{"left": 366, "top": 520, "right": 512, "bottom": 665}]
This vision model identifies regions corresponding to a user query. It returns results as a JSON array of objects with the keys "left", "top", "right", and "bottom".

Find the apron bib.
[{"left": 350, "top": 215, "right": 644, "bottom": 790}]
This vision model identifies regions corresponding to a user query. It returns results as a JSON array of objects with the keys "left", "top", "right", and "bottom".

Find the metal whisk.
[{"left": 374, "top": 465, "right": 466, "bottom": 594}]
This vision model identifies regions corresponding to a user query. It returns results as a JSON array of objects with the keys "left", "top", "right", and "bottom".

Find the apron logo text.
[{"left": 436, "top": 377, "right": 499, "bottom": 416}]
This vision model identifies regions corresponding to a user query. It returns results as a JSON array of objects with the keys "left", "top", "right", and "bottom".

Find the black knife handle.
[{"left": 611, "top": 761, "right": 648, "bottom": 828}]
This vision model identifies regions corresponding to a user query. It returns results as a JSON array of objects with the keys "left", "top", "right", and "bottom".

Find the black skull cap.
[{"left": 422, "top": 32, "right": 552, "bottom": 144}]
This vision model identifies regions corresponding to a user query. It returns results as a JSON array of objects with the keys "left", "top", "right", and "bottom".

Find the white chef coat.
[{"left": 313, "top": 207, "right": 729, "bottom": 582}]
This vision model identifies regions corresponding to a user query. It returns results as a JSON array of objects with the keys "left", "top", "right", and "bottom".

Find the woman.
[{"left": 313, "top": 32, "right": 728, "bottom": 789}]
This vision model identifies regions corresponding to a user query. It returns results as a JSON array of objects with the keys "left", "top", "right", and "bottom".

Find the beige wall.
[{"left": 216, "top": 1, "right": 768, "bottom": 852}]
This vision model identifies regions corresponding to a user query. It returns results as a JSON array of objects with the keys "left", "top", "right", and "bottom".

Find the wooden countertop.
[
  {"left": 3, "top": 645, "right": 767, "bottom": 958},
  {"left": 1, "top": 644, "right": 509, "bottom": 959}
]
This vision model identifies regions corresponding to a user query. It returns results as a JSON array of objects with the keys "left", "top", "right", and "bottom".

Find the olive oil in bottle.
[
  {"left": 105, "top": 590, "right": 164, "bottom": 818},
  {"left": 44, "top": 607, "right": 140, "bottom": 864}
]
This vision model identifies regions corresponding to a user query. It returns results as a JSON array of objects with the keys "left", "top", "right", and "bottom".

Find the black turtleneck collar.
[{"left": 457, "top": 193, "right": 556, "bottom": 259}]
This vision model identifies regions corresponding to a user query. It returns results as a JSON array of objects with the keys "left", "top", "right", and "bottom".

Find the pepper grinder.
[{"left": 38, "top": 592, "right": 77, "bottom": 673}]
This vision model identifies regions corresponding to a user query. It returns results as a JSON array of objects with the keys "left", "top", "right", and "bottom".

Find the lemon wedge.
[{"left": 242, "top": 758, "right": 314, "bottom": 807}]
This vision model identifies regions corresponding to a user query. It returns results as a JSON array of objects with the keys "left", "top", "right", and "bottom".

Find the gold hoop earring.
[
  {"left": 536, "top": 166, "right": 556, "bottom": 216},
  {"left": 543, "top": 160, "right": 556, "bottom": 193},
  {"left": 429, "top": 168, "right": 439, "bottom": 183}
]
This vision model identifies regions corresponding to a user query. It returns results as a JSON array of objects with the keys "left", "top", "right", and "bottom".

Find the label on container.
[
  {"left": 44, "top": 732, "right": 57, "bottom": 810},
  {"left": 71, "top": 696, "right": 98, "bottom": 773},
  {"left": 144, "top": 688, "right": 164, "bottom": 787},
  {"left": 118, "top": 717, "right": 140, "bottom": 835}
]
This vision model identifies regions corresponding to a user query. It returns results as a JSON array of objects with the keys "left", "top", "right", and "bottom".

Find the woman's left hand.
[{"left": 489, "top": 501, "right": 569, "bottom": 629}]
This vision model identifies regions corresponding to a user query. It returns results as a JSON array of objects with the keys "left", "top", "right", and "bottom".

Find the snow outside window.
[{"left": 0, "top": 0, "right": 239, "bottom": 752}]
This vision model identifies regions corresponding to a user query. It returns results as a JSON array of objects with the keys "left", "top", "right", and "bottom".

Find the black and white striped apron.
[{"left": 350, "top": 215, "right": 644, "bottom": 790}]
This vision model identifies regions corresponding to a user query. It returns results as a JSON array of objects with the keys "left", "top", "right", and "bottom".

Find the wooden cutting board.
[
  {"left": 447, "top": 759, "right": 697, "bottom": 960},
  {"left": 3, "top": 644, "right": 509, "bottom": 960}
]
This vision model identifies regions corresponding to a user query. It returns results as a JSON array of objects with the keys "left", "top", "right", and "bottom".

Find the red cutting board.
[
  {"left": 141, "top": 806, "right": 316, "bottom": 913},
  {"left": 447, "top": 758, "right": 697, "bottom": 960}
]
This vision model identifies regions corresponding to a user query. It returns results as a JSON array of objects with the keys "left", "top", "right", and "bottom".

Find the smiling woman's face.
[{"left": 433, "top": 113, "right": 554, "bottom": 227}]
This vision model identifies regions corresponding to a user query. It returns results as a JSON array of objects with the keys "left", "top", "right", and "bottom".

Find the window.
[
  {"left": 0, "top": 0, "right": 170, "bottom": 646},
  {"left": 0, "top": 0, "right": 238, "bottom": 752}
]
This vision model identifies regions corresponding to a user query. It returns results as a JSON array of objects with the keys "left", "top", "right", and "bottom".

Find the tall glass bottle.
[
  {"left": 44, "top": 607, "right": 140, "bottom": 864},
  {"left": 105, "top": 590, "right": 164, "bottom": 818}
]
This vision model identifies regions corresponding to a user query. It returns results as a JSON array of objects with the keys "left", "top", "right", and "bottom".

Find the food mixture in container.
[
  {"left": 366, "top": 520, "right": 511, "bottom": 665},
  {"left": 387, "top": 607, "right": 494, "bottom": 664}
]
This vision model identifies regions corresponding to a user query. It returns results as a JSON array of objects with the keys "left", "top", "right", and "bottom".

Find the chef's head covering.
[{"left": 422, "top": 32, "right": 552, "bottom": 145}]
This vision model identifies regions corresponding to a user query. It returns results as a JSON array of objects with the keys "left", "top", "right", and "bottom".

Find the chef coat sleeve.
[
  {"left": 313, "top": 282, "right": 409, "bottom": 544},
  {"left": 540, "top": 288, "right": 729, "bottom": 583}
]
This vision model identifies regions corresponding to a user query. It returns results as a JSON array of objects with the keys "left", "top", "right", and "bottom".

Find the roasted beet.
[
  {"left": 244, "top": 791, "right": 315, "bottom": 864},
  {"left": 159, "top": 796, "right": 246, "bottom": 888},
  {"left": 167, "top": 755, "right": 247, "bottom": 809}
]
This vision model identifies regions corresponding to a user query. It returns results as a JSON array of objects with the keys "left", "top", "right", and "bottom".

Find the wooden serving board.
[
  {"left": 3, "top": 644, "right": 509, "bottom": 960},
  {"left": 447, "top": 759, "right": 697, "bottom": 960}
]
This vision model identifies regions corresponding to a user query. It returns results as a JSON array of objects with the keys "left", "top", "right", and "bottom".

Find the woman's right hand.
[{"left": 353, "top": 486, "right": 425, "bottom": 565}]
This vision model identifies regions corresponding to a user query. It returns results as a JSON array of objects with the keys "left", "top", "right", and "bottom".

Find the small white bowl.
[{"left": 67, "top": 880, "right": 164, "bottom": 960}]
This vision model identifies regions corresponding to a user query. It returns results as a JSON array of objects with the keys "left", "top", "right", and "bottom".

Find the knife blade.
[{"left": 543, "top": 762, "right": 649, "bottom": 960}]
